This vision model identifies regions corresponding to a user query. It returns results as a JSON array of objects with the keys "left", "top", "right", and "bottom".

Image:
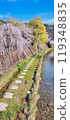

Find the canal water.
[{"left": 35, "top": 53, "right": 54, "bottom": 120}]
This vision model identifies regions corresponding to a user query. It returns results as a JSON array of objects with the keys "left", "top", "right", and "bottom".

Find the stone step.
[
  {"left": 10, "top": 85, "right": 19, "bottom": 90},
  {"left": 24, "top": 70, "right": 27, "bottom": 72},
  {"left": 21, "top": 73, "right": 26, "bottom": 75},
  {"left": 19, "top": 76, "right": 24, "bottom": 79},
  {"left": 0, "top": 103, "right": 8, "bottom": 111},
  {"left": 26, "top": 68, "right": 29, "bottom": 69},
  {"left": 4, "top": 92, "right": 14, "bottom": 98},
  {"left": 26, "top": 67, "right": 29, "bottom": 69},
  {"left": 15, "top": 80, "right": 22, "bottom": 84}
]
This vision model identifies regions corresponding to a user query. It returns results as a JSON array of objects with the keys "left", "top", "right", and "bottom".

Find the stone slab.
[
  {"left": 15, "top": 80, "right": 22, "bottom": 84},
  {"left": 21, "top": 73, "right": 26, "bottom": 75},
  {"left": 26, "top": 67, "right": 29, "bottom": 69},
  {"left": 10, "top": 85, "right": 19, "bottom": 90},
  {"left": 26, "top": 68, "right": 29, "bottom": 69},
  {"left": 4, "top": 92, "right": 14, "bottom": 98},
  {"left": 24, "top": 70, "right": 27, "bottom": 72},
  {"left": 19, "top": 76, "right": 24, "bottom": 79},
  {"left": 0, "top": 103, "right": 8, "bottom": 111}
]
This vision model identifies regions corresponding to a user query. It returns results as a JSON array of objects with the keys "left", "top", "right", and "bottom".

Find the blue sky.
[{"left": 0, "top": 0, "right": 54, "bottom": 25}]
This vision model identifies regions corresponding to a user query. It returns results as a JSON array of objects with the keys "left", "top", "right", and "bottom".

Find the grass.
[
  {"left": 0, "top": 48, "right": 51, "bottom": 120},
  {"left": 0, "top": 55, "right": 34, "bottom": 90}
]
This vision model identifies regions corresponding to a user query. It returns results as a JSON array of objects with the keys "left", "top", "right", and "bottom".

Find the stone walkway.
[
  {"left": 19, "top": 76, "right": 24, "bottom": 79},
  {"left": 10, "top": 85, "right": 19, "bottom": 90},
  {"left": 0, "top": 57, "right": 35, "bottom": 112},
  {"left": 0, "top": 103, "right": 8, "bottom": 111},
  {"left": 24, "top": 70, "right": 27, "bottom": 72},
  {"left": 21, "top": 73, "right": 26, "bottom": 75},
  {"left": 4, "top": 92, "right": 14, "bottom": 99},
  {"left": 15, "top": 80, "right": 22, "bottom": 83}
]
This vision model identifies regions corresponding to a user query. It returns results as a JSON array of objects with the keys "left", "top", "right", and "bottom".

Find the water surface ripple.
[{"left": 36, "top": 53, "right": 54, "bottom": 120}]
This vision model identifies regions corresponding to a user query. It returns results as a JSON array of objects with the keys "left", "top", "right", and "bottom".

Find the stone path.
[
  {"left": 19, "top": 76, "right": 24, "bottom": 79},
  {"left": 21, "top": 73, "right": 26, "bottom": 75},
  {"left": 4, "top": 92, "right": 14, "bottom": 98},
  {"left": 24, "top": 70, "right": 27, "bottom": 72},
  {"left": 15, "top": 80, "right": 22, "bottom": 84},
  {"left": 0, "top": 103, "right": 8, "bottom": 111},
  {"left": 10, "top": 85, "right": 19, "bottom": 90},
  {"left": 26, "top": 68, "right": 28, "bottom": 69},
  {"left": 0, "top": 57, "right": 36, "bottom": 112}
]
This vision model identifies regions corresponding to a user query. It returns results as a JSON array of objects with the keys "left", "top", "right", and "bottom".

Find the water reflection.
[{"left": 36, "top": 53, "right": 54, "bottom": 120}]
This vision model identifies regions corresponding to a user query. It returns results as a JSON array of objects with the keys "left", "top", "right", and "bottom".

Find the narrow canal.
[{"left": 35, "top": 53, "right": 54, "bottom": 120}]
